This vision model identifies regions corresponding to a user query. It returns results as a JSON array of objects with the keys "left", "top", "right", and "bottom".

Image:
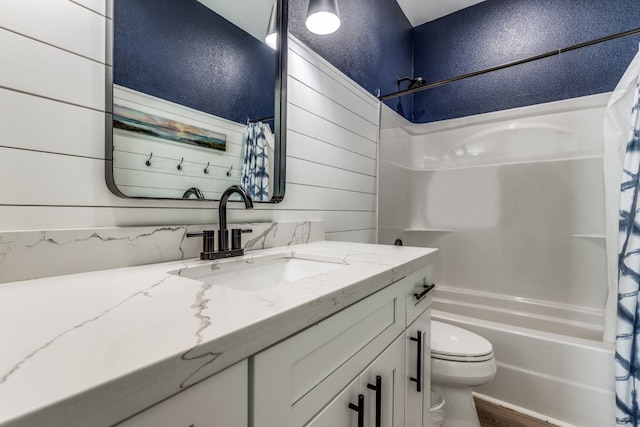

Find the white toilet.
[{"left": 430, "top": 321, "right": 497, "bottom": 427}]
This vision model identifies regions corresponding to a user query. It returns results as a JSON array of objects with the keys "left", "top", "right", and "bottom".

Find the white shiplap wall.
[{"left": 0, "top": 1, "right": 378, "bottom": 243}]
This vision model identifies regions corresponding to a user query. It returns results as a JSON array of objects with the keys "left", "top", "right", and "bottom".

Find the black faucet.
[
  {"left": 217, "top": 185, "right": 253, "bottom": 254},
  {"left": 187, "top": 185, "right": 253, "bottom": 260}
]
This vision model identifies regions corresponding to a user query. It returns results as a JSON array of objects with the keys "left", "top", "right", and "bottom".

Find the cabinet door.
[
  {"left": 306, "top": 335, "right": 406, "bottom": 427},
  {"left": 405, "top": 307, "right": 431, "bottom": 427},
  {"left": 116, "top": 360, "right": 247, "bottom": 427},
  {"left": 360, "top": 334, "right": 406, "bottom": 427}
]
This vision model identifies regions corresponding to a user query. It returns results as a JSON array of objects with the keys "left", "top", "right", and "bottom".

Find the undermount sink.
[{"left": 173, "top": 254, "right": 346, "bottom": 291}]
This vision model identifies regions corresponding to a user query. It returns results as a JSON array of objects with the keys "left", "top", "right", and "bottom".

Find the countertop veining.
[{"left": 0, "top": 241, "right": 437, "bottom": 427}]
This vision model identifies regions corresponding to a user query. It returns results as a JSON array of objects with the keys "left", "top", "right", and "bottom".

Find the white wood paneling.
[
  {"left": 288, "top": 105, "right": 377, "bottom": 159},
  {"left": 0, "top": 29, "right": 105, "bottom": 110},
  {"left": 288, "top": 37, "right": 378, "bottom": 112},
  {"left": 318, "top": 211, "right": 378, "bottom": 233},
  {"left": 288, "top": 77, "right": 378, "bottom": 142},
  {"left": 287, "top": 158, "right": 376, "bottom": 194},
  {"left": 0, "top": 0, "right": 106, "bottom": 63},
  {"left": 288, "top": 131, "right": 377, "bottom": 176},
  {"left": 0, "top": 88, "right": 105, "bottom": 158},
  {"left": 288, "top": 53, "right": 378, "bottom": 125},
  {"left": 70, "top": 0, "right": 108, "bottom": 16},
  {"left": 276, "top": 184, "right": 376, "bottom": 212},
  {"left": 0, "top": 147, "right": 110, "bottom": 206}
]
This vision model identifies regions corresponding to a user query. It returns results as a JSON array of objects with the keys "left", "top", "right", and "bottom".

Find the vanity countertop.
[{"left": 0, "top": 241, "right": 437, "bottom": 427}]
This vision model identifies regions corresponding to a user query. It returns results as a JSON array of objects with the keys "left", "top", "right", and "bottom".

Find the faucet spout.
[{"left": 218, "top": 185, "right": 253, "bottom": 252}]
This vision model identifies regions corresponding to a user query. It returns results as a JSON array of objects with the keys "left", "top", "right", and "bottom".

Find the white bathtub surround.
[
  {"left": 378, "top": 93, "right": 612, "bottom": 426},
  {"left": 0, "top": 241, "right": 437, "bottom": 427},
  {"left": 379, "top": 94, "right": 607, "bottom": 318},
  {"left": 0, "top": 221, "right": 323, "bottom": 284}
]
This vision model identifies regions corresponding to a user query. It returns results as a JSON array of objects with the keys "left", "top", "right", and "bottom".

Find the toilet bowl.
[{"left": 431, "top": 321, "right": 497, "bottom": 427}]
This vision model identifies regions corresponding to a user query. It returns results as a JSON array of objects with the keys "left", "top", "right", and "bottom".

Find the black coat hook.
[
  {"left": 145, "top": 153, "right": 153, "bottom": 167},
  {"left": 204, "top": 162, "right": 210, "bottom": 174},
  {"left": 177, "top": 157, "right": 184, "bottom": 171},
  {"left": 226, "top": 165, "right": 233, "bottom": 177}
]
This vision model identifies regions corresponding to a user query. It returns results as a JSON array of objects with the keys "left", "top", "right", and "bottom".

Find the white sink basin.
[{"left": 174, "top": 255, "right": 345, "bottom": 291}]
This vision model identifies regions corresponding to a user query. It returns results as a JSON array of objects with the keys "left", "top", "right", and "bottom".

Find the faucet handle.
[
  {"left": 187, "top": 230, "right": 216, "bottom": 260},
  {"left": 231, "top": 228, "right": 252, "bottom": 251}
]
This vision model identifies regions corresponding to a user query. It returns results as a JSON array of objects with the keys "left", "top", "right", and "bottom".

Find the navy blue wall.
[
  {"left": 114, "top": 0, "right": 275, "bottom": 125},
  {"left": 411, "top": 0, "right": 640, "bottom": 123},
  {"left": 289, "top": 0, "right": 413, "bottom": 117}
]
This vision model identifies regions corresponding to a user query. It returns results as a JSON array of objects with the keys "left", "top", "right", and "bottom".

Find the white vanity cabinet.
[
  {"left": 116, "top": 360, "right": 247, "bottom": 427},
  {"left": 252, "top": 265, "right": 433, "bottom": 427},
  {"left": 252, "top": 279, "right": 407, "bottom": 427}
]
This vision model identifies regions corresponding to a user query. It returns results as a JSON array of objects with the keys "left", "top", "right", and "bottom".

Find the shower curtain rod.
[
  {"left": 379, "top": 26, "right": 640, "bottom": 101},
  {"left": 248, "top": 116, "right": 275, "bottom": 123}
]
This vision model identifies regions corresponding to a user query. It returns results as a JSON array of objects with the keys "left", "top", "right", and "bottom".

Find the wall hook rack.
[
  {"left": 145, "top": 153, "right": 153, "bottom": 167},
  {"left": 226, "top": 165, "right": 233, "bottom": 177},
  {"left": 204, "top": 162, "right": 210, "bottom": 174},
  {"left": 177, "top": 157, "right": 184, "bottom": 171}
]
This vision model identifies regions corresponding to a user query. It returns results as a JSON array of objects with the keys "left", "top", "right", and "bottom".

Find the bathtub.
[{"left": 432, "top": 285, "right": 614, "bottom": 427}]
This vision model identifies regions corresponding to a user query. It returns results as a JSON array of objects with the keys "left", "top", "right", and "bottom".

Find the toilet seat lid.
[{"left": 431, "top": 321, "right": 493, "bottom": 359}]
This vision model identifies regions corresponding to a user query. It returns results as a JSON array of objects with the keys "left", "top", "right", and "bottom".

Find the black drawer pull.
[
  {"left": 414, "top": 283, "right": 435, "bottom": 301},
  {"left": 349, "top": 394, "right": 365, "bottom": 427},
  {"left": 367, "top": 375, "right": 382, "bottom": 427},
  {"left": 409, "top": 330, "right": 423, "bottom": 392}
]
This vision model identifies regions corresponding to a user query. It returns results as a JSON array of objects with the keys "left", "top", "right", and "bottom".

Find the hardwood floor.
[{"left": 475, "top": 398, "right": 559, "bottom": 427}]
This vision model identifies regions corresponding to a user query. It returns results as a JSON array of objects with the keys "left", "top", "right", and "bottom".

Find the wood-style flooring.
[{"left": 475, "top": 398, "right": 559, "bottom": 427}]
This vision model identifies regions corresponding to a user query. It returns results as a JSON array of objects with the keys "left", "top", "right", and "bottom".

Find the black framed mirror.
[{"left": 106, "top": 0, "right": 287, "bottom": 202}]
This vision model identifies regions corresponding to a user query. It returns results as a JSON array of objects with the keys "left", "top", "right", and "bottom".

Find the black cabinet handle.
[
  {"left": 414, "top": 283, "right": 435, "bottom": 301},
  {"left": 348, "top": 394, "right": 365, "bottom": 427},
  {"left": 409, "top": 330, "right": 423, "bottom": 392},
  {"left": 366, "top": 375, "right": 382, "bottom": 427}
]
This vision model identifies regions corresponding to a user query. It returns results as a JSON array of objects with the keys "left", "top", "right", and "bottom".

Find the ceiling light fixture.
[
  {"left": 265, "top": 3, "right": 278, "bottom": 50},
  {"left": 306, "top": 0, "right": 340, "bottom": 35}
]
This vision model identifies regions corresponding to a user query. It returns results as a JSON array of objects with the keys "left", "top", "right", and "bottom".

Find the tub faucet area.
[{"left": 187, "top": 185, "right": 253, "bottom": 260}]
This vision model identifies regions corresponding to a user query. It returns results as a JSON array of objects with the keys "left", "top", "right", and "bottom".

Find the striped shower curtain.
[
  {"left": 616, "top": 76, "right": 640, "bottom": 426},
  {"left": 241, "top": 122, "right": 270, "bottom": 202}
]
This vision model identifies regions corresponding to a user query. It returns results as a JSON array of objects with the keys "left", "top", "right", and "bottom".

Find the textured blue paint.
[
  {"left": 411, "top": 0, "right": 640, "bottom": 123},
  {"left": 288, "top": 0, "right": 413, "bottom": 118},
  {"left": 114, "top": 0, "right": 275, "bottom": 125}
]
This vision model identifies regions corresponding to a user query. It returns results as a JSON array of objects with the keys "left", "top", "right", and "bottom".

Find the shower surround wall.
[{"left": 378, "top": 95, "right": 613, "bottom": 426}]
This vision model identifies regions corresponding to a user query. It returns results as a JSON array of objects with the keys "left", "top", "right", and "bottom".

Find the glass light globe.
[{"left": 306, "top": 11, "right": 340, "bottom": 35}]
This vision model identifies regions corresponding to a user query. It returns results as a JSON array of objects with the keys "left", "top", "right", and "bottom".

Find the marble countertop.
[{"left": 0, "top": 241, "right": 437, "bottom": 427}]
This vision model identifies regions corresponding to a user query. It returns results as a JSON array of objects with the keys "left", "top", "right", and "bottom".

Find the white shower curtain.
[{"left": 606, "top": 49, "right": 640, "bottom": 426}]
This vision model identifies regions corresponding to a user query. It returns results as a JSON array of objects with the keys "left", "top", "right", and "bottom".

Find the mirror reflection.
[{"left": 108, "top": 0, "right": 284, "bottom": 202}]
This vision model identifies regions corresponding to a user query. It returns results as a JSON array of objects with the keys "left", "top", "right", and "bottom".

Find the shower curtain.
[
  {"left": 241, "top": 122, "right": 270, "bottom": 202},
  {"left": 609, "top": 50, "right": 640, "bottom": 426}
]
